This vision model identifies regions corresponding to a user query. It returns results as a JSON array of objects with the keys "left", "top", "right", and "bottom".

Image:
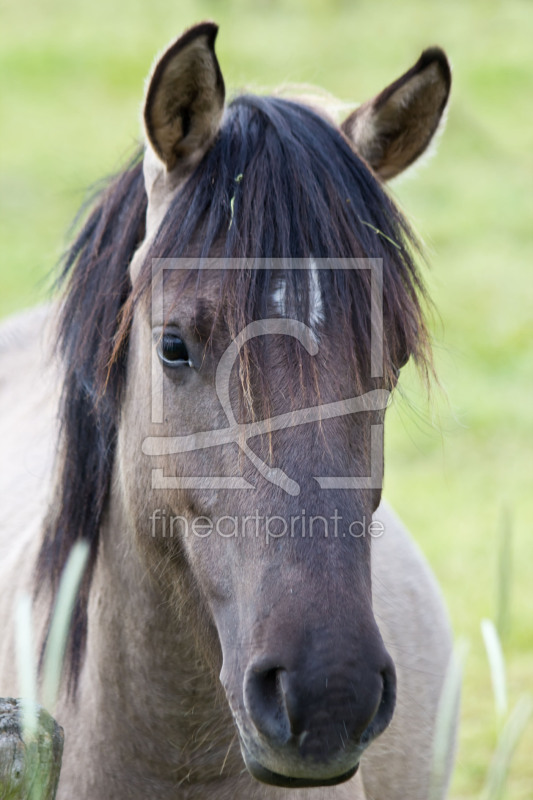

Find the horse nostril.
[
  {"left": 361, "top": 660, "right": 397, "bottom": 746},
  {"left": 244, "top": 663, "right": 291, "bottom": 745}
]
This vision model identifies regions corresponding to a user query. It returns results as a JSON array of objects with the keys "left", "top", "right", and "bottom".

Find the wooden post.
[{"left": 0, "top": 698, "right": 64, "bottom": 800}]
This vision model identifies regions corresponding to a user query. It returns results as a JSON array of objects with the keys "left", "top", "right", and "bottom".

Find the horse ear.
[
  {"left": 143, "top": 22, "right": 225, "bottom": 172},
  {"left": 341, "top": 48, "right": 451, "bottom": 181}
]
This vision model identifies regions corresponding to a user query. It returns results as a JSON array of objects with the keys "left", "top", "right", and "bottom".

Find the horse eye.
[{"left": 158, "top": 333, "right": 190, "bottom": 367}]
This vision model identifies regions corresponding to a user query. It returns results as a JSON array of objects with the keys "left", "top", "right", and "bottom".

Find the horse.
[{"left": 0, "top": 22, "right": 456, "bottom": 800}]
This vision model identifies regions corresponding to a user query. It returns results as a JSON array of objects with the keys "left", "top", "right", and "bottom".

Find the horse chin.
[{"left": 241, "top": 746, "right": 359, "bottom": 789}]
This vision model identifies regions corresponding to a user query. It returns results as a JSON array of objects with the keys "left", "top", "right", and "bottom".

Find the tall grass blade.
[
  {"left": 482, "top": 694, "right": 533, "bottom": 800},
  {"left": 481, "top": 619, "right": 507, "bottom": 719},
  {"left": 429, "top": 638, "right": 467, "bottom": 800},
  {"left": 41, "top": 541, "right": 90, "bottom": 710}
]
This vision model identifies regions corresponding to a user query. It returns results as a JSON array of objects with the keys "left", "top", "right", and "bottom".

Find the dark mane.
[
  {"left": 36, "top": 95, "right": 431, "bottom": 690},
  {"left": 36, "top": 154, "right": 147, "bottom": 689}
]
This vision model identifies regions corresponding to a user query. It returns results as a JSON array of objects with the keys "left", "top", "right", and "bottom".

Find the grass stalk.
[{"left": 41, "top": 541, "right": 90, "bottom": 711}]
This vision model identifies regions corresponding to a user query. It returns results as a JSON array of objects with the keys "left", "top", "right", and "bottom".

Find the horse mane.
[
  {"left": 35, "top": 153, "right": 147, "bottom": 691},
  {"left": 36, "top": 94, "right": 432, "bottom": 692}
]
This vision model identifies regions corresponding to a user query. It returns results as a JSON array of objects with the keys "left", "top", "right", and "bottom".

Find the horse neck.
[{"left": 71, "top": 479, "right": 241, "bottom": 796}]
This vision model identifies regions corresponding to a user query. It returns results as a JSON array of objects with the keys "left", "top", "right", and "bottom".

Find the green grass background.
[{"left": 1, "top": 0, "right": 532, "bottom": 796}]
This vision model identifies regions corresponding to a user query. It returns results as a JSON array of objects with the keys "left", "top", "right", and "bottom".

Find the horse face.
[
  {"left": 118, "top": 22, "right": 450, "bottom": 787},
  {"left": 119, "top": 269, "right": 395, "bottom": 786}
]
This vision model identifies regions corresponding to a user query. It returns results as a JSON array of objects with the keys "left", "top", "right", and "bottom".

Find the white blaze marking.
[
  {"left": 271, "top": 259, "right": 324, "bottom": 334},
  {"left": 309, "top": 259, "right": 325, "bottom": 328}
]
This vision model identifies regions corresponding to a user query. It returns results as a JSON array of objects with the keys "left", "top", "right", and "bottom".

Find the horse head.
[{"left": 43, "top": 22, "right": 451, "bottom": 789}]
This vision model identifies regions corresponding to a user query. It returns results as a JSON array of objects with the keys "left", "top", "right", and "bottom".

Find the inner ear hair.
[
  {"left": 144, "top": 22, "right": 225, "bottom": 172},
  {"left": 342, "top": 48, "right": 451, "bottom": 180}
]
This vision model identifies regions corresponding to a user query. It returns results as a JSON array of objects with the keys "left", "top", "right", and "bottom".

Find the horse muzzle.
[{"left": 223, "top": 645, "right": 396, "bottom": 787}]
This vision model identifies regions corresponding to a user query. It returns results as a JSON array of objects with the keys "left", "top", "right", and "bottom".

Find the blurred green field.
[{"left": 1, "top": 0, "right": 532, "bottom": 797}]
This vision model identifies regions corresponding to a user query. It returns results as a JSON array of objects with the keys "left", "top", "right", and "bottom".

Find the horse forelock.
[
  {"left": 124, "top": 94, "right": 433, "bottom": 416},
  {"left": 37, "top": 93, "right": 433, "bottom": 691}
]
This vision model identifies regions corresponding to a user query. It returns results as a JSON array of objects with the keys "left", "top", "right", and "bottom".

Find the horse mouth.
[{"left": 242, "top": 748, "right": 359, "bottom": 788}]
